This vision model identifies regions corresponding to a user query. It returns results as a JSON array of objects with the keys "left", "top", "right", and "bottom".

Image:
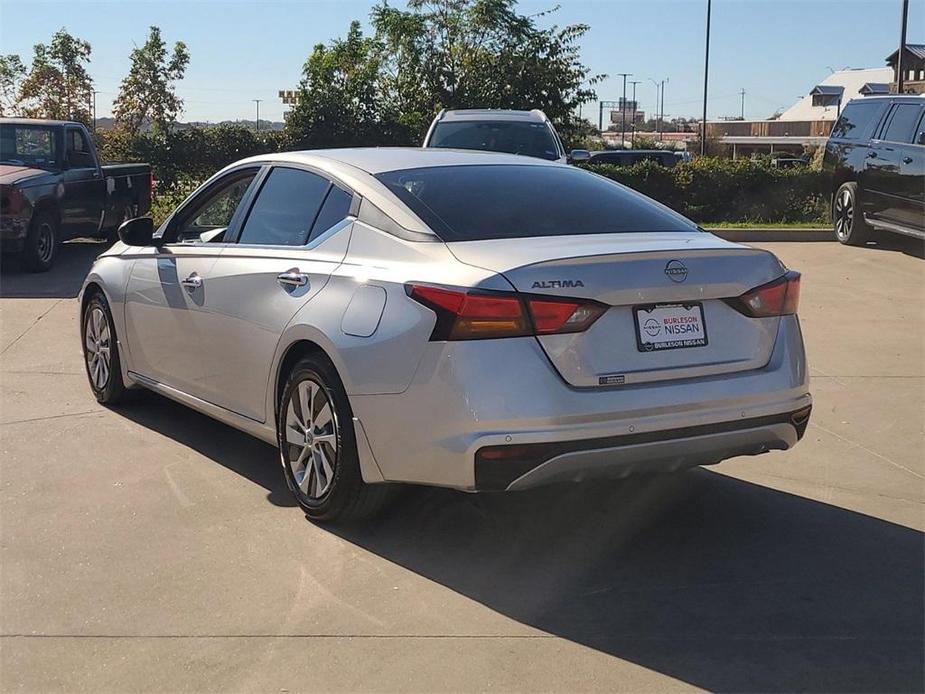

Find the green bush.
[{"left": 583, "top": 157, "right": 827, "bottom": 224}]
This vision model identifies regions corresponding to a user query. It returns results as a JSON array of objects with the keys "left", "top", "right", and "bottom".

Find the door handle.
[
  {"left": 180, "top": 273, "right": 203, "bottom": 291},
  {"left": 902, "top": 156, "right": 913, "bottom": 164},
  {"left": 277, "top": 269, "right": 309, "bottom": 288}
]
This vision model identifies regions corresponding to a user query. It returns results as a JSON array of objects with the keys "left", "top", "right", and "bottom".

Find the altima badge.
[{"left": 664, "top": 260, "right": 688, "bottom": 283}]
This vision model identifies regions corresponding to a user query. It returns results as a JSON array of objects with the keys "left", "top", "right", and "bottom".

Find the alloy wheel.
[
  {"left": 84, "top": 307, "right": 111, "bottom": 390},
  {"left": 834, "top": 189, "right": 853, "bottom": 240},
  {"left": 284, "top": 379, "right": 338, "bottom": 499},
  {"left": 36, "top": 222, "right": 54, "bottom": 263}
]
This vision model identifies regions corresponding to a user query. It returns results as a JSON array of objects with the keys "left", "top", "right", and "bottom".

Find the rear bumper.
[
  {"left": 475, "top": 406, "right": 810, "bottom": 491},
  {"left": 351, "top": 314, "right": 811, "bottom": 490}
]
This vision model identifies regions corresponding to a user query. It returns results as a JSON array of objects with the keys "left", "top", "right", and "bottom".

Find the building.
[
  {"left": 705, "top": 67, "right": 892, "bottom": 156},
  {"left": 886, "top": 44, "right": 925, "bottom": 94}
]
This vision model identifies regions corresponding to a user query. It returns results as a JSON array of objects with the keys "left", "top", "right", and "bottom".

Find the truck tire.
[
  {"left": 106, "top": 202, "right": 134, "bottom": 244},
  {"left": 22, "top": 210, "right": 58, "bottom": 272},
  {"left": 833, "top": 182, "right": 874, "bottom": 246}
]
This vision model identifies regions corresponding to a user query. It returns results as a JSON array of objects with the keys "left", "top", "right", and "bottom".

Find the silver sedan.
[{"left": 79, "top": 148, "right": 812, "bottom": 522}]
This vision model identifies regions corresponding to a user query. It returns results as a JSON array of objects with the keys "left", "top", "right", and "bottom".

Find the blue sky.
[{"left": 1, "top": 0, "right": 921, "bottom": 124}]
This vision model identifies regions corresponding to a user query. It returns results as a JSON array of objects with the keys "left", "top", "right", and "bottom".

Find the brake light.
[
  {"left": 727, "top": 271, "right": 801, "bottom": 317},
  {"left": 407, "top": 284, "right": 606, "bottom": 340}
]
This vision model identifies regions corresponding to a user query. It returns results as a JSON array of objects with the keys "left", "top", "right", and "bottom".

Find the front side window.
[
  {"left": 429, "top": 121, "right": 560, "bottom": 161},
  {"left": 0, "top": 125, "right": 57, "bottom": 169},
  {"left": 881, "top": 104, "right": 923, "bottom": 143},
  {"left": 830, "top": 101, "right": 885, "bottom": 140},
  {"left": 66, "top": 128, "right": 94, "bottom": 168},
  {"left": 376, "top": 164, "right": 693, "bottom": 242},
  {"left": 237, "top": 167, "right": 330, "bottom": 246},
  {"left": 173, "top": 170, "right": 257, "bottom": 243}
]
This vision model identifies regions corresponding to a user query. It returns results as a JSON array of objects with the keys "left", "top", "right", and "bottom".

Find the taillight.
[
  {"left": 727, "top": 271, "right": 801, "bottom": 317},
  {"left": 407, "top": 284, "right": 606, "bottom": 341}
]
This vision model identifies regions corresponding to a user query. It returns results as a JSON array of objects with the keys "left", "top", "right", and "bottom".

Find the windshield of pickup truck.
[
  {"left": 429, "top": 121, "right": 560, "bottom": 161},
  {"left": 0, "top": 124, "right": 58, "bottom": 169}
]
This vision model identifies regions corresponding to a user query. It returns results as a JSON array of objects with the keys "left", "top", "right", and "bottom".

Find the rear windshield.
[
  {"left": 375, "top": 164, "right": 694, "bottom": 242},
  {"left": 428, "top": 121, "right": 560, "bottom": 161}
]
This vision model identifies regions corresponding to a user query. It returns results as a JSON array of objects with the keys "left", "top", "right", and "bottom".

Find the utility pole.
[
  {"left": 701, "top": 0, "right": 712, "bottom": 156},
  {"left": 629, "top": 80, "right": 641, "bottom": 147},
  {"left": 648, "top": 78, "right": 660, "bottom": 139},
  {"left": 897, "top": 0, "right": 909, "bottom": 93},
  {"left": 660, "top": 78, "right": 668, "bottom": 135},
  {"left": 92, "top": 90, "right": 98, "bottom": 132},
  {"left": 739, "top": 88, "right": 746, "bottom": 120},
  {"left": 616, "top": 73, "right": 632, "bottom": 147},
  {"left": 253, "top": 99, "right": 262, "bottom": 132}
]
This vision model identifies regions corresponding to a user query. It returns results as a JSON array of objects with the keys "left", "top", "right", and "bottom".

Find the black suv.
[{"left": 823, "top": 95, "right": 924, "bottom": 244}]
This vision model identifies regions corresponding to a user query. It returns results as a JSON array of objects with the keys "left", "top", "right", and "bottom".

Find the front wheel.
[
  {"left": 21, "top": 210, "right": 58, "bottom": 272},
  {"left": 278, "top": 355, "right": 391, "bottom": 522},
  {"left": 833, "top": 182, "right": 874, "bottom": 245},
  {"left": 81, "top": 293, "right": 129, "bottom": 405}
]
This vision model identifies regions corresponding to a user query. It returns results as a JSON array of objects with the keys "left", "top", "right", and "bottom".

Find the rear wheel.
[
  {"left": 278, "top": 355, "right": 391, "bottom": 522},
  {"left": 22, "top": 210, "right": 58, "bottom": 272},
  {"left": 833, "top": 182, "right": 874, "bottom": 245}
]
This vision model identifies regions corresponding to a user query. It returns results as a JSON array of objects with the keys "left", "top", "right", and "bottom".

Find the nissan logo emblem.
[{"left": 664, "top": 260, "right": 688, "bottom": 283}]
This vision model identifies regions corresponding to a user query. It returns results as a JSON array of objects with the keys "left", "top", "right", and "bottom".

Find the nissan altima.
[{"left": 79, "top": 148, "right": 812, "bottom": 521}]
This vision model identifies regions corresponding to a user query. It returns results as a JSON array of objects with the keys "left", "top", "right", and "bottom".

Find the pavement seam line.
[
  {"left": 0, "top": 410, "right": 103, "bottom": 426},
  {"left": 809, "top": 421, "right": 924, "bottom": 480},
  {"left": 0, "top": 299, "right": 64, "bottom": 355}
]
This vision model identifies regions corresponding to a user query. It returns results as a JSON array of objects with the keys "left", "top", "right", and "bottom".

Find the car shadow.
[
  {"left": 864, "top": 233, "right": 925, "bottom": 259},
  {"left": 0, "top": 239, "right": 107, "bottom": 299},
  {"left": 112, "top": 390, "right": 296, "bottom": 508},
  {"left": 331, "top": 469, "right": 923, "bottom": 693}
]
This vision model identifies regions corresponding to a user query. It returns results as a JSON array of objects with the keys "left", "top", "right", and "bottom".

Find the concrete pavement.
[{"left": 1, "top": 237, "right": 922, "bottom": 692}]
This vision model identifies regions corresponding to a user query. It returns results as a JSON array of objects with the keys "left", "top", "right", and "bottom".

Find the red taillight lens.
[
  {"left": 407, "top": 284, "right": 606, "bottom": 340},
  {"left": 728, "top": 271, "right": 801, "bottom": 317}
]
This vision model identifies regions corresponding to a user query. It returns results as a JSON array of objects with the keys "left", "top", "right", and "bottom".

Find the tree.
[
  {"left": 371, "top": 0, "right": 602, "bottom": 141},
  {"left": 113, "top": 26, "right": 189, "bottom": 135},
  {"left": 286, "top": 21, "right": 408, "bottom": 148},
  {"left": 0, "top": 54, "right": 26, "bottom": 116},
  {"left": 19, "top": 28, "right": 93, "bottom": 124},
  {"left": 285, "top": 1, "right": 602, "bottom": 147}
]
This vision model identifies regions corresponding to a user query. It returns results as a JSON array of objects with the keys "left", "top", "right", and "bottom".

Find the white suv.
[{"left": 423, "top": 109, "right": 587, "bottom": 163}]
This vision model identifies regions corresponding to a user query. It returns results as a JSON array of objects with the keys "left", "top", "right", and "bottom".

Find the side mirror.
[
  {"left": 117, "top": 217, "right": 155, "bottom": 247},
  {"left": 569, "top": 149, "right": 590, "bottom": 163}
]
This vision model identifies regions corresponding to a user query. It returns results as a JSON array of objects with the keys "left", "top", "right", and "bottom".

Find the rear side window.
[
  {"left": 830, "top": 101, "right": 884, "bottom": 140},
  {"left": 429, "top": 121, "right": 560, "bottom": 161},
  {"left": 238, "top": 167, "right": 329, "bottom": 246},
  {"left": 308, "top": 185, "right": 353, "bottom": 242},
  {"left": 880, "top": 103, "right": 924, "bottom": 143},
  {"left": 916, "top": 112, "right": 925, "bottom": 146},
  {"left": 376, "top": 164, "right": 694, "bottom": 242}
]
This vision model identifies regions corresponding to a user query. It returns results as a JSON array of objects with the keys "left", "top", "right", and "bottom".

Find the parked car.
[
  {"left": 423, "top": 108, "right": 589, "bottom": 163},
  {"left": 823, "top": 95, "right": 925, "bottom": 244},
  {"left": 587, "top": 149, "right": 678, "bottom": 168},
  {"left": 0, "top": 118, "right": 151, "bottom": 271},
  {"left": 80, "top": 148, "right": 812, "bottom": 522}
]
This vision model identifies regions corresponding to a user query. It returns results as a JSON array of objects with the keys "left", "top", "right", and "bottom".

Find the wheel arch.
[{"left": 273, "top": 338, "right": 340, "bottom": 422}]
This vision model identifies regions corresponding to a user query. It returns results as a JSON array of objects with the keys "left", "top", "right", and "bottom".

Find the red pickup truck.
[{"left": 0, "top": 118, "right": 152, "bottom": 271}]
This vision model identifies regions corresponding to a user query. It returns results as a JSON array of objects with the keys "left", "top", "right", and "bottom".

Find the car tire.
[
  {"left": 81, "top": 292, "right": 129, "bottom": 405},
  {"left": 278, "top": 354, "right": 392, "bottom": 523},
  {"left": 833, "top": 182, "right": 873, "bottom": 245},
  {"left": 21, "top": 210, "right": 58, "bottom": 272}
]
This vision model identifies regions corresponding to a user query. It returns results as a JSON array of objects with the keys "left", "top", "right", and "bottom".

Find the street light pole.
[
  {"left": 700, "top": 0, "right": 712, "bottom": 156},
  {"left": 897, "top": 0, "right": 909, "bottom": 93},
  {"left": 629, "top": 80, "right": 641, "bottom": 147},
  {"left": 660, "top": 78, "right": 668, "bottom": 135},
  {"left": 253, "top": 99, "right": 262, "bottom": 132},
  {"left": 616, "top": 73, "right": 632, "bottom": 147}
]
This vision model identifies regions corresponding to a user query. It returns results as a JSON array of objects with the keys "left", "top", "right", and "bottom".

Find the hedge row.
[
  {"left": 583, "top": 158, "right": 828, "bottom": 224},
  {"left": 99, "top": 126, "right": 829, "bottom": 225}
]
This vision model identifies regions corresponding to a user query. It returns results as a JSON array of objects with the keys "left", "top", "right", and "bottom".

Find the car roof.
[
  {"left": 437, "top": 109, "right": 548, "bottom": 123},
  {"left": 241, "top": 147, "right": 561, "bottom": 175},
  {"left": 843, "top": 94, "right": 925, "bottom": 104}
]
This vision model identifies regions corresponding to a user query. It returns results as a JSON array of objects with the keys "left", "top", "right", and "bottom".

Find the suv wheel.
[{"left": 833, "top": 182, "right": 874, "bottom": 246}]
